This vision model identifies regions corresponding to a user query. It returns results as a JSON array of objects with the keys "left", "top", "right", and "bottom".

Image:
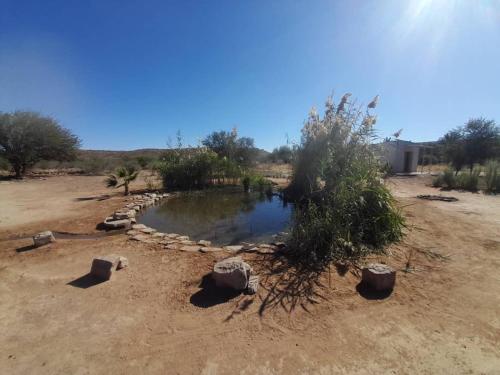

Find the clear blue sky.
[{"left": 1, "top": 0, "right": 499, "bottom": 151}]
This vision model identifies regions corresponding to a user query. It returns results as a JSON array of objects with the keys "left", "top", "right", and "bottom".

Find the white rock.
[
  {"left": 246, "top": 275, "right": 259, "bottom": 294},
  {"left": 33, "top": 231, "right": 55, "bottom": 247},
  {"left": 132, "top": 224, "right": 147, "bottom": 230},
  {"left": 224, "top": 245, "right": 243, "bottom": 252},
  {"left": 198, "top": 240, "right": 212, "bottom": 247},
  {"left": 212, "top": 256, "right": 252, "bottom": 290}
]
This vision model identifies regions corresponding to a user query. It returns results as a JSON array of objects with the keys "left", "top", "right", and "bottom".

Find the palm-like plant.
[{"left": 105, "top": 166, "right": 139, "bottom": 195}]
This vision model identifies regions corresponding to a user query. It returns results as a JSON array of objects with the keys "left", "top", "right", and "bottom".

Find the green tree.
[
  {"left": 106, "top": 166, "right": 139, "bottom": 195},
  {"left": 439, "top": 129, "right": 466, "bottom": 174},
  {"left": 439, "top": 118, "right": 499, "bottom": 173},
  {"left": 463, "top": 118, "right": 499, "bottom": 170},
  {"left": 202, "top": 128, "right": 257, "bottom": 166},
  {"left": 0, "top": 111, "right": 80, "bottom": 178}
]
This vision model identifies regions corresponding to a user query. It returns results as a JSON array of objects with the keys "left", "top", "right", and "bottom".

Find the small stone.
[
  {"left": 152, "top": 232, "right": 167, "bottom": 238},
  {"left": 199, "top": 247, "right": 223, "bottom": 253},
  {"left": 245, "top": 247, "right": 260, "bottom": 253},
  {"left": 130, "top": 234, "right": 153, "bottom": 242},
  {"left": 224, "top": 245, "right": 243, "bottom": 252},
  {"left": 164, "top": 244, "right": 178, "bottom": 250},
  {"left": 179, "top": 240, "right": 195, "bottom": 245},
  {"left": 362, "top": 263, "right": 396, "bottom": 291},
  {"left": 246, "top": 275, "right": 259, "bottom": 294},
  {"left": 180, "top": 245, "right": 201, "bottom": 252},
  {"left": 109, "top": 254, "right": 128, "bottom": 269},
  {"left": 132, "top": 224, "right": 147, "bottom": 230},
  {"left": 198, "top": 240, "right": 212, "bottom": 247},
  {"left": 33, "top": 231, "right": 55, "bottom": 247},
  {"left": 140, "top": 227, "right": 157, "bottom": 234},
  {"left": 177, "top": 235, "right": 190, "bottom": 241},
  {"left": 272, "top": 242, "right": 286, "bottom": 248},
  {"left": 126, "top": 230, "right": 140, "bottom": 236},
  {"left": 103, "top": 217, "right": 131, "bottom": 229},
  {"left": 167, "top": 233, "right": 180, "bottom": 238}
]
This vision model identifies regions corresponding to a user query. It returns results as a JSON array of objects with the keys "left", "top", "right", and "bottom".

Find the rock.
[
  {"left": 152, "top": 232, "right": 167, "bottom": 238},
  {"left": 224, "top": 245, "right": 243, "bottom": 252},
  {"left": 212, "top": 256, "right": 252, "bottom": 290},
  {"left": 362, "top": 263, "right": 396, "bottom": 291},
  {"left": 177, "top": 235, "right": 190, "bottom": 241},
  {"left": 180, "top": 245, "right": 201, "bottom": 252},
  {"left": 179, "top": 240, "right": 195, "bottom": 245},
  {"left": 272, "top": 242, "right": 286, "bottom": 248},
  {"left": 90, "top": 255, "right": 119, "bottom": 281},
  {"left": 246, "top": 275, "right": 259, "bottom": 294},
  {"left": 164, "top": 244, "right": 178, "bottom": 250},
  {"left": 126, "top": 230, "right": 141, "bottom": 236},
  {"left": 245, "top": 247, "right": 260, "bottom": 253},
  {"left": 103, "top": 217, "right": 131, "bottom": 229},
  {"left": 160, "top": 239, "right": 178, "bottom": 245},
  {"left": 33, "top": 231, "right": 55, "bottom": 247},
  {"left": 197, "top": 240, "right": 211, "bottom": 247},
  {"left": 130, "top": 234, "right": 155, "bottom": 243},
  {"left": 167, "top": 233, "right": 180, "bottom": 238},
  {"left": 133, "top": 205, "right": 142, "bottom": 212},
  {"left": 132, "top": 224, "right": 147, "bottom": 230},
  {"left": 108, "top": 254, "right": 129, "bottom": 269},
  {"left": 258, "top": 243, "right": 272, "bottom": 248},
  {"left": 113, "top": 210, "right": 136, "bottom": 220},
  {"left": 199, "top": 247, "right": 223, "bottom": 253},
  {"left": 140, "top": 227, "right": 157, "bottom": 234}
]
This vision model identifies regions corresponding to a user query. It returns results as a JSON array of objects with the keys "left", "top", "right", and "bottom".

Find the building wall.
[{"left": 378, "top": 141, "right": 420, "bottom": 173}]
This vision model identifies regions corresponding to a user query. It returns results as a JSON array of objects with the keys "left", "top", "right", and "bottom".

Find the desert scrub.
[
  {"left": 456, "top": 167, "right": 481, "bottom": 191},
  {"left": 285, "top": 93, "right": 404, "bottom": 269},
  {"left": 485, "top": 160, "right": 500, "bottom": 194}
]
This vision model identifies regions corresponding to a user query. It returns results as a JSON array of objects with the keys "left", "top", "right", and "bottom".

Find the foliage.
[
  {"left": 269, "top": 145, "right": 295, "bottom": 163},
  {"left": 202, "top": 128, "right": 257, "bottom": 167},
  {"left": 106, "top": 165, "right": 139, "bottom": 195},
  {"left": 484, "top": 160, "right": 500, "bottom": 194},
  {"left": 440, "top": 118, "right": 500, "bottom": 173},
  {"left": 0, "top": 111, "right": 80, "bottom": 177},
  {"left": 285, "top": 93, "right": 404, "bottom": 269},
  {"left": 240, "top": 173, "right": 273, "bottom": 193},
  {"left": 0, "top": 156, "right": 10, "bottom": 171},
  {"left": 433, "top": 167, "right": 481, "bottom": 191},
  {"left": 156, "top": 147, "right": 243, "bottom": 190},
  {"left": 136, "top": 155, "right": 154, "bottom": 168}
]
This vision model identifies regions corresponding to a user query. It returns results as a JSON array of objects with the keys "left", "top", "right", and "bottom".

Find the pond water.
[{"left": 138, "top": 188, "right": 293, "bottom": 246}]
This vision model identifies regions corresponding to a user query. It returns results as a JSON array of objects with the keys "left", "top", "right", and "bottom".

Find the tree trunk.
[
  {"left": 13, "top": 164, "right": 22, "bottom": 179},
  {"left": 124, "top": 182, "right": 129, "bottom": 196}
]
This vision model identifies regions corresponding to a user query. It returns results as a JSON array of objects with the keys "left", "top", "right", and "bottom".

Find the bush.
[
  {"left": 485, "top": 160, "right": 500, "bottom": 194},
  {"left": 432, "top": 175, "right": 444, "bottom": 188},
  {"left": 285, "top": 93, "right": 405, "bottom": 269},
  {"left": 456, "top": 167, "right": 481, "bottom": 191},
  {"left": 442, "top": 168, "right": 456, "bottom": 189}
]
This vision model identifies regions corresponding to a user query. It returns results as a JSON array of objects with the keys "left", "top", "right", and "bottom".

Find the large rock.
[
  {"left": 103, "top": 217, "right": 132, "bottom": 229},
  {"left": 212, "top": 256, "right": 252, "bottom": 290},
  {"left": 90, "top": 255, "right": 128, "bottom": 280},
  {"left": 90, "top": 256, "right": 119, "bottom": 280},
  {"left": 362, "top": 263, "right": 396, "bottom": 291},
  {"left": 33, "top": 231, "right": 55, "bottom": 247}
]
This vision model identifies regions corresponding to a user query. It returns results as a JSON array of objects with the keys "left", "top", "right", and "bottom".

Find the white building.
[{"left": 376, "top": 140, "right": 421, "bottom": 173}]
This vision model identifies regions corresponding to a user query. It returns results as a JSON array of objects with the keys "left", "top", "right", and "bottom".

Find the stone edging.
[{"left": 103, "top": 191, "right": 288, "bottom": 255}]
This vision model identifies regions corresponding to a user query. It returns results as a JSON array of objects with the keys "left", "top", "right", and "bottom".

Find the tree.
[
  {"left": 269, "top": 145, "right": 294, "bottom": 163},
  {"left": 0, "top": 111, "right": 80, "bottom": 178},
  {"left": 105, "top": 166, "right": 139, "bottom": 195},
  {"left": 440, "top": 129, "right": 466, "bottom": 174},
  {"left": 439, "top": 118, "right": 499, "bottom": 173},
  {"left": 463, "top": 118, "right": 500, "bottom": 170},
  {"left": 202, "top": 128, "right": 257, "bottom": 166}
]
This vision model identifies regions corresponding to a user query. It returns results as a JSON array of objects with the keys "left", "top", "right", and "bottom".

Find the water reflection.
[{"left": 139, "top": 188, "right": 293, "bottom": 245}]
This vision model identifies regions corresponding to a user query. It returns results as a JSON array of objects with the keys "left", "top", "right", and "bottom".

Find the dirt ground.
[{"left": 0, "top": 175, "right": 499, "bottom": 374}]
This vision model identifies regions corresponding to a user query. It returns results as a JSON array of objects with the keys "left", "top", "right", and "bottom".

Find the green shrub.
[
  {"left": 242, "top": 176, "right": 251, "bottom": 192},
  {"left": 432, "top": 175, "right": 443, "bottom": 187},
  {"left": 442, "top": 168, "right": 456, "bottom": 189},
  {"left": 485, "top": 160, "right": 500, "bottom": 194},
  {"left": 285, "top": 93, "right": 405, "bottom": 269},
  {"left": 456, "top": 167, "right": 481, "bottom": 191}
]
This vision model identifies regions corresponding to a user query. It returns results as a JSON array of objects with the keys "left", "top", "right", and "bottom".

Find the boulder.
[
  {"left": 197, "top": 240, "right": 212, "bottom": 247},
  {"left": 90, "top": 255, "right": 119, "bottom": 281},
  {"left": 33, "top": 231, "right": 55, "bottom": 247},
  {"left": 212, "top": 256, "right": 252, "bottom": 290},
  {"left": 246, "top": 275, "right": 260, "bottom": 294},
  {"left": 362, "top": 263, "right": 396, "bottom": 291}
]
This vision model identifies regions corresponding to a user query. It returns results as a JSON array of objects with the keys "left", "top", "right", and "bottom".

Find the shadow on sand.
[
  {"left": 16, "top": 244, "right": 37, "bottom": 253},
  {"left": 67, "top": 273, "right": 106, "bottom": 289},
  {"left": 190, "top": 273, "right": 242, "bottom": 308}
]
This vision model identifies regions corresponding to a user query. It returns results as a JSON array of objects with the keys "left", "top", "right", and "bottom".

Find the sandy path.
[{"left": 0, "top": 175, "right": 499, "bottom": 374}]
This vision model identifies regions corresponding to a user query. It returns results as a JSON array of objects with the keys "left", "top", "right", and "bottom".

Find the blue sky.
[{"left": 1, "top": 0, "right": 499, "bottom": 151}]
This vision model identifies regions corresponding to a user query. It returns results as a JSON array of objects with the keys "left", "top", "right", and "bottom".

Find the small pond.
[{"left": 138, "top": 188, "right": 293, "bottom": 246}]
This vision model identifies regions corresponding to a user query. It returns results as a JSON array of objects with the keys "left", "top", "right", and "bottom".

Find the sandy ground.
[{"left": 0, "top": 175, "right": 499, "bottom": 374}]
